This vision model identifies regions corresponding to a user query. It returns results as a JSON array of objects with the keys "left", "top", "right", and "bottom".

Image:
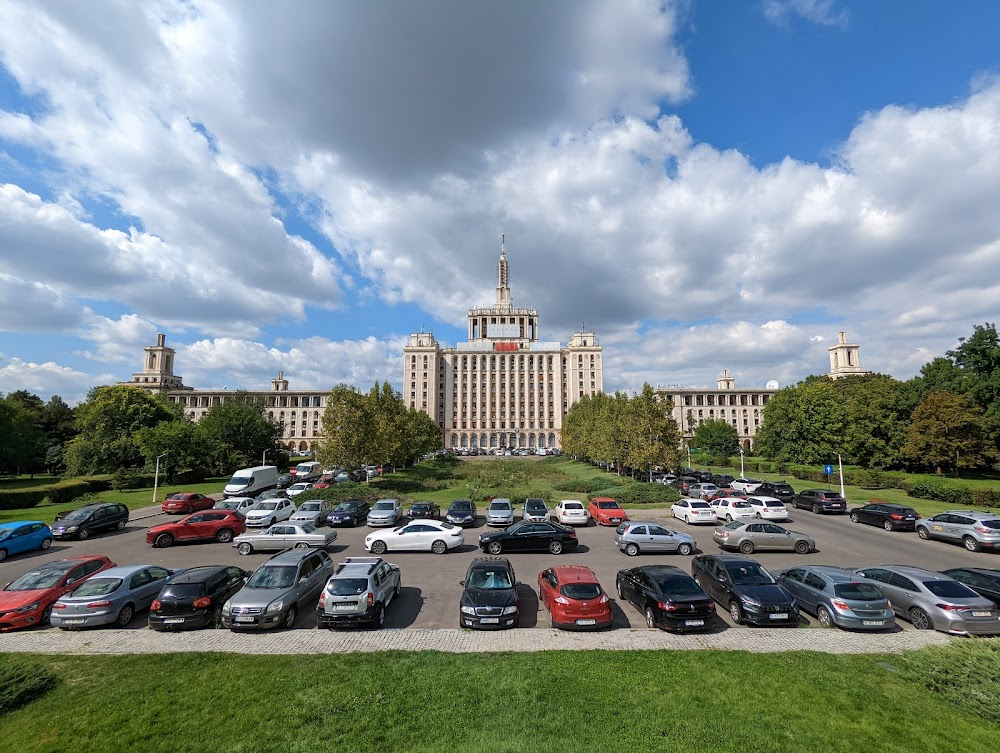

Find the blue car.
[{"left": 0, "top": 521, "right": 53, "bottom": 562}]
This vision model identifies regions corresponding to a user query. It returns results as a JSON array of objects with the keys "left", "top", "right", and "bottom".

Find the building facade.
[{"left": 402, "top": 241, "right": 603, "bottom": 451}]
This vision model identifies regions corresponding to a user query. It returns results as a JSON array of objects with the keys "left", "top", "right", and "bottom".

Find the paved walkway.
[{"left": 0, "top": 626, "right": 954, "bottom": 656}]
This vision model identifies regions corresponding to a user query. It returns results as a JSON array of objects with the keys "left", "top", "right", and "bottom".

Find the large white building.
[{"left": 402, "top": 241, "right": 603, "bottom": 451}]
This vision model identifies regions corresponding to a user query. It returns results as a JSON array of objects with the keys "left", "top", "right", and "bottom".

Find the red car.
[
  {"left": 0, "top": 555, "right": 116, "bottom": 631},
  {"left": 161, "top": 492, "right": 214, "bottom": 514},
  {"left": 588, "top": 497, "right": 628, "bottom": 526},
  {"left": 711, "top": 488, "right": 745, "bottom": 501},
  {"left": 146, "top": 511, "right": 247, "bottom": 548},
  {"left": 537, "top": 565, "right": 613, "bottom": 630}
]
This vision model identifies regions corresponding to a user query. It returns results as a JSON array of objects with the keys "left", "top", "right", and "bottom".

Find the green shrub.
[
  {"left": 45, "top": 481, "right": 92, "bottom": 504},
  {"left": 306, "top": 484, "right": 381, "bottom": 504},
  {"left": 553, "top": 478, "right": 611, "bottom": 494},
  {"left": 111, "top": 471, "right": 156, "bottom": 491},
  {"left": 0, "top": 488, "right": 46, "bottom": 511},
  {"left": 0, "top": 658, "right": 58, "bottom": 715},
  {"left": 586, "top": 483, "right": 678, "bottom": 505},
  {"left": 900, "top": 642, "right": 1000, "bottom": 725},
  {"left": 172, "top": 468, "right": 208, "bottom": 485}
]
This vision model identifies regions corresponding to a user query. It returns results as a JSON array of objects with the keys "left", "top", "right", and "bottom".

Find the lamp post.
[
  {"left": 152, "top": 453, "right": 167, "bottom": 505},
  {"left": 837, "top": 453, "right": 846, "bottom": 500},
  {"left": 262, "top": 448, "right": 270, "bottom": 466},
  {"left": 739, "top": 446, "right": 745, "bottom": 477}
]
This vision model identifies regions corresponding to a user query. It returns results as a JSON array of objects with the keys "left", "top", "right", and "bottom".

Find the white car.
[
  {"left": 712, "top": 497, "right": 757, "bottom": 523},
  {"left": 553, "top": 500, "right": 589, "bottom": 526},
  {"left": 730, "top": 477, "right": 764, "bottom": 494},
  {"left": 671, "top": 498, "right": 717, "bottom": 525},
  {"left": 286, "top": 482, "right": 315, "bottom": 497},
  {"left": 745, "top": 495, "right": 789, "bottom": 521},
  {"left": 365, "top": 519, "right": 465, "bottom": 555},
  {"left": 213, "top": 496, "right": 257, "bottom": 516},
  {"left": 244, "top": 498, "right": 296, "bottom": 527},
  {"left": 486, "top": 498, "right": 514, "bottom": 526}
]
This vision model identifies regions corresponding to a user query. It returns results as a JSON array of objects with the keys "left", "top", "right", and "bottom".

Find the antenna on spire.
[{"left": 501, "top": 233, "right": 506, "bottom": 257}]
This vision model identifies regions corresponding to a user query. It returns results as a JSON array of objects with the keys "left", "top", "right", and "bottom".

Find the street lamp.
[
  {"left": 739, "top": 446, "right": 745, "bottom": 477},
  {"left": 152, "top": 453, "right": 167, "bottom": 505},
  {"left": 262, "top": 448, "right": 270, "bottom": 466}
]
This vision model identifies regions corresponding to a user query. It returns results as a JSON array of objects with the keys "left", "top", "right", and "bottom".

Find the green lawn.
[{"left": 0, "top": 647, "right": 996, "bottom": 752}]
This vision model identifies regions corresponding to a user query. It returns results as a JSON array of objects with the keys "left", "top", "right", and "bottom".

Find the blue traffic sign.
[{"left": 823, "top": 464, "right": 834, "bottom": 475}]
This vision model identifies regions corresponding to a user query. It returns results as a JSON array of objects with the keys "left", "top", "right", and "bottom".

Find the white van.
[
  {"left": 293, "top": 461, "right": 322, "bottom": 481},
  {"left": 224, "top": 465, "right": 279, "bottom": 498}
]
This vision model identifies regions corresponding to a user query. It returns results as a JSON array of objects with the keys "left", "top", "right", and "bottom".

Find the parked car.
[
  {"left": 916, "top": 510, "right": 1000, "bottom": 552},
  {"left": 51, "top": 565, "right": 175, "bottom": 629},
  {"left": 940, "top": 568, "right": 1000, "bottom": 607},
  {"left": 244, "top": 498, "right": 296, "bottom": 527},
  {"left": 161, "top": 493, "right": 214, "bottom": 515},
  {"left": 670, "top": 499, "right": 717, "bottom": 525},
  {"left": 616, "top": 564, "right": 716, "bottom": 632},
  {"left": 588, "top": 497, "right": 628, "bottom": 526},
  {"left": 687, "top": 483, "right": 720, "bottom": 500},
  {"left": 367, "top": 499, "right": 403, "bottom": 527},
  {"left": 146, "top": 510, "right": 246, "bottom": 547},
  {"left": 326, "top": 500, "right": 371, "bottom": 527},
  {"left": 286, "top": 482, "right": 315, "bottom": 498},
  {"left": 256, "top": 489, "right": 288, "bottom": 502},
  {"left": 51, "top": 503, "right": 129, "bottom": 540},
  {"left": 711, "top": 474, "right": 736, "bottom": 488},
  {"left": 614, "top": 521, "right": 696, "bottom": 556},
  {"left": 366, "top": 519, "right": 465, "bottom": 555},
  {"left": 692, "top": 470, "right": 715, "bottom": 483},
  {"left": 276, "top": 474, "right": 294, "bottom": 489},
  {"left": 316, "top": 557, "right": 401, "bottom": 629},
  {"left": 691, "top": 553, "right": 799, "bottom": 626},
  {"left": 853, "top": 565, "right": 1000, "bottom": 635},
  {"left": 445, "top": 499, "right": 478, "bottom": 527},
  {"left": 522, "top": 498, "right": 549, "bottom": 523},
  {"left": 776, "top": 565, "right": 894, "bottom": 630},
  {"left": 670, "top": 476, "right": 699, "bottom": 495},
  {"left": 849, "top": 502, "right": 921, "bottom": 531},
  {"left": 486, "top": 498, "right": 515, "bottom": 527},
  {"left": 213, "top": 496, "right": 258, "bottom": 516},
  {"left": 744, "top": 496, "right": 789, "bottom": 521},
  {"left": 0, "top": 521, "right": 52, "bottom": 562},
  {"left": 148, "top": 565, "right": 249, "bottom": 630},
  {"left": 754, "top": 481, "right": 796, "bottom": 504},
  {"left": 479, "top": 520, "right": 579, "bottom": 555},
  {"left": 538, "top": 565, "right": 612, "bottom": 630},
  {"left": 0, "top": 556, "right": 116, "bottom": 632},
  {"left": 711, "top": 488, "right": 745, "bottom": 501},
  {"left": 730, "top": 478, "right": 764, "bottom": 494},
  {"left": 408, "top": 501, "right": 441, "bottom": 520},
  {"left": 713, "top": 521, "right": 814, "bottom": 554},
  {"left": 792, "top": 489, "right": 847, "bottom": 514},
  {"left": 234, "top": 523, "right": 338, "bottom": 554},
  {"left": 221, "top": 548, "right": 334, "bottom": 630},
  {"left": 459, "top": 557, "right": 519, "bottom": 629},
  {"left": 712, "top": 497, "right": 757, "bottom": 523},
  {"left": 552, "top": 500, "right": 588, "bottom": 526},
  {"left": 290, "top": 500, "right": 333, "bottom": 527}
]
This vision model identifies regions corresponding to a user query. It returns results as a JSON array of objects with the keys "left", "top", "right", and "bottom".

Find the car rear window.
[
  {"left": 560, "top": 584, "right": 602, "bottom": 600},
  {"left": 328, "top": 578, "right": 368, "bottom": 596},
  {"left": 159, "top": 583, "right": 206, "bottom": 599},
  {"left": 923, "top": 581, "right": 979, "bottom": 599},
  {"left": 71, "top": 578, "right": 123, "bottom": 598},
  {"left": 980, "top": 520, "right": 1000, "bottom": 530},
  {"left": 691, "top": 502, "right": 711, "bottom": 509},
  {"left": 653, "top": 575, "right": 702, "bottom": 595},
  {"left": 833, "top": 583, "right": 883, "bottom": 601}
]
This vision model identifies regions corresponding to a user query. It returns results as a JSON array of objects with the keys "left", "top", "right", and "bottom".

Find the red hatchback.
[
  {"left": 161, "top": 492, "right": 214, "bottom": 514},
  {"left": 537, "top": 565, "right": 613, "bottom": 630},
  {"left": 588, "top": 497, "right": 628, "bottom": 526},
  {"left": 146, "top": 511, "right": 247, "bottom": 548},
  {"left": 0, "top": 555, "right": 116, "bottom": 631}
]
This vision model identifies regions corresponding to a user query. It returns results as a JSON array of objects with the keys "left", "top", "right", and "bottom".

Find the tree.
[
  {"left": 755, "top": 377, "right": 846, "bottom": 465},
  {"left": 835, "top": 374, "right": 909, "bottom": 469},
  {"left": 692, "top": 419, "right": 739, "bottom": 459},
  {"left": 40, "top": 395, "right": 77, "bottom": 447},
  {"left": 135, "top": 419, "right": 212, "bottom": 481},
  {"left": 622, "top": 384, "right": 681, "bottom": 479},
  {"left": 0, "top": 392, "right": 50, "bottom": 476},
  {"left": 947, "top": 322, "right": 1000, "bottom": 451},
  {"left": 903, "top": 391, "right": 997, "bottom": 475},
  {"left": 197, "top": 391, "right": 282, "bottom": 473}
]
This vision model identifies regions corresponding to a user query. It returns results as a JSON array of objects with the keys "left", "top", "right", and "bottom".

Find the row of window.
[{"left": 681, "top": 393, "right": 771, "bottom": 407}]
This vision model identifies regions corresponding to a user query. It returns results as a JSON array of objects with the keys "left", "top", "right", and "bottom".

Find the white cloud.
[
  {"left": 762, "top": 0, "right": 850, "bottom": 27},
  {"left": 0, "top": 355, "right": 116, "bottom": 404}
]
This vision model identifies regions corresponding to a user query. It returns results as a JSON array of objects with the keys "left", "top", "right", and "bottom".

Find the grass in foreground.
[{"left": 0, "top": 647, "right": 996, "bottom": 753}]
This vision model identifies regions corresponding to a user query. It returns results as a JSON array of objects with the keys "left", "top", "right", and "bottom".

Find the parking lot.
[{"left": 2, "top": 498, "right": 996, "bottom": 637}]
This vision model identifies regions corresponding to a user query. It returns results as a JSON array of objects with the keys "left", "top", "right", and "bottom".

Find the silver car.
[
  {"left": 486, "top": 498, "right": 514, "bottom": 526},
  {"left": 221, "top": 548, "right": 334, "bottom": 630},
  {"left": 367, "top": 499, "right": 403, "bottom": 527},
  {"left": 916, "top": 510, "right": 1000, "bottom": 552},
  {"left": 522, "top": 498, "right": 549, "bottom": 523},
  {"left": 289, "top": 500, "right": 333, "bottom": 527},
  {"left": 776, "top": 565, "right": 895, "bottom": 630},
  {"left": 614, "top": 521, "right": 696, "bottom": 556},
  {"left": 51, "top": 565, "right": 175, "bottom": 629},
  {"left": 714, "top": 521, "right": 814, "bottom": 554},
  {"left": 233, "top": 523, "right": 337, "bottom": 555},
  {"left": 687, "top": 483, "right": 720, "bottom": 500},
  {"left": 315, "top": 557, "right": 401, "bottom": 629},
  {"left": 854, "top": 565, "right": 1000, "bottom": 635}
]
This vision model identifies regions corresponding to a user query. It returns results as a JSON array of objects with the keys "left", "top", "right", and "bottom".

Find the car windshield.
[
  {"left": 328, "top": 578, "right": 368, "bottom": 596},
  {"left": 299, "top": 502, "right": 322, "bottom": 512},
  {"left": 561, "top": 584, "right": 602, "bottom": 600},
  {"left": 159, "top": 583, "right": 206, "bottom": 599},
  {"left": 70, "top": 578, "right": 123, "bottom": 598},
  {"left": 60, "top": 508, "right": 94, "bottom": 522},
  {"left": 411, "top": 503, "right": 431, "bottom": 511},
  {"left": 373, "top": 502, "right": 396, "bottom": 511},
  {"left": 765, "top": 500, "right": 784, "bottom": 507},
  {"left": 335, "top": 502, "right": 359, "bottom": 512},
  {"left": 227, "top": 476, "right": 250, "bottom": 487},
  {"left": 0, "top": 529, "right": 15, "bottom": 541},
  {"left": 255, "top": 502, "right": 278, "bottom": 511},
  {"left": 526, "top": 501, "right": 545, "bottom": 511},
  {"left": 7, "top": 568, "right": 69, "bottom": 590},
  {"left": 247, "top": 565, "right": 298, "bottom": 589},
  {"left": 726, "top": 563, "right": 775, "bottom": 586},
  {"left": 598, "top": 501, "right": 621, "bottom": 509},
  {"left": 215, "top": 500, "right": 238, "bottom": 509},
  {"left": 923, "top": 581, "right": 979, "bottom": 599},
  {"left": 834, "top": 583, "right": 884, "bottom": 601},
  {"left": 467, "top": 568, "right": 513, "bottom": 590},
  {"left": 654, "top": 575, "right": 703, "bottom": 595},
  {"left": 773, "top": 486, "right": 793, "bottom": 493},
  {"left": 451, "top": 501, "right": 473, "bottom": 511}
]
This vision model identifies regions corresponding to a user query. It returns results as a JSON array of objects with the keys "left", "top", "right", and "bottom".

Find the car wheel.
[
  {"left": 725, "top": 514, "right": 733, "bottom": 522},
  {"left": 883, "top": 520, "right": 893, "bottom": 532},
  {"left": 116, "top": 604, "right": 135, "bottom": 627},
  {"left": 431, "top": 539, "right": 447, "bottom": 555},
  {"left": 677, "top": 543, "right": 693, "bottom": 556},
  {"left": 116, "top": 520, "right": 126, "bottom": 530},
  {"left": 41, "top": 603, "right": 54, "bottom": 625},
  {"left": 549, "top": 540, "right": 564, "bottom": 555},
  {"left": 213, "top": 604, "right": 224, "bottom": 628},
  {"left": 755, "top": 512, "right": 762, "bottom": 519},
  {"left": 963, "top": 536, "right": 981, "bottom": 552},
  {"left": 283, "top": 606, "right": 297, "bottom": 629},
  {"left": 812, "top": 504, "right": 821, "bottom": 514},
  {"left": 394, "top": 580, "right": 401, "bottom": 598},
  {"left": 269, "top": 517, "right": 276, "bottom": 526},
  {"left": 78, "top": 527, "right": 90, "bottom": 541},
  {"left": 625, "top": 543, "right": 640, "bottom": 557},
  {"left": 738, "top": 540, "right": 755, "bottom": 554},
  {"left": 645, "top": 606, "right": 657, "bottom": 629},
  {"left": 916, "top": 526, "right": 929, "bottom": 540},
  {"left": 488, "top": 541, "right": 503, "bottom": 555},
  {"left": 549, "top": 612, "right": 556, "bottom": 629},
  {"left": 215, "top": 528, "right": 234, "bottom": 543},
  {"left": 910, "top": 608, "right": 932, "bottom": 630},
  {"left": 295, "top": 542, "right": 311, "bottom": 549},
  {"left": 154, "top": 533, "right": 174, "bottom": 548},
  {"left": 794, "top": 540, "right": 811, "bottom": 554},
  {"left": 374, "top": 604, "right": 385, "bottom": 629},
  {"left": 0, "top": 549, "right": 6, "bottom": 563},
  {"left": 616, "top": 579, "right": 625, "bottom": 599},
  {"left": 186, "top": 506, "right": 194, "bottom": 515},
  {"left": 371, "top": 540, "right": 388, "bottom": 555},
  {"left": 684, "top": 515, "right": 691, "bottom": 524},
  {"left": 728, "top": 601, "right": 744, "bottom": 625},
  {"left": 39, "top": 538, "right": 52, "bottom": 551},
  {"left": 817, "top": 606, "right": 834, "bottom": 628},
  {"left": 237, "top": 542, "right": 253, "bottom": 555},
  {"left": 850, "top": 512, "right": 860, "bottom": 523}
]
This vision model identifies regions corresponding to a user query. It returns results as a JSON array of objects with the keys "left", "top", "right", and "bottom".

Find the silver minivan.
[{"left": 221, "top": 548, "right": 333, "bottom": 630}]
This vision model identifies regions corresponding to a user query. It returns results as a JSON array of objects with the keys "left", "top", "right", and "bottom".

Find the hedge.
[
  {"left": 0, "top": 489, "right": 46, "bottom": 511},
  {"left": 111, "top": 471, "right": 156, "bottom": 491}
]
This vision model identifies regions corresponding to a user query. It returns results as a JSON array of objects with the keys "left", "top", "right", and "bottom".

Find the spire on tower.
[{"left": 496, "top": 234, "right": 511, "bottom": 306}]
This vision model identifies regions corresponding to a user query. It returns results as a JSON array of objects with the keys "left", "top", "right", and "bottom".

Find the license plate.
[
  {"left": 163, "top": 618, "right": 185, "bottom": 624},
  {"left": 972, "top": 611, "right": 992, "bottom": 617},
  {"left": 862, "top": 620, "right": 884, "bottom": 626},
  {"left": 576, "top": 619, "right": 596, "bottom": 625},
  {"left": 684, "top": 619, "right": 704, "bottom": 627},
  {"left": 768, "top": 613, "right": 789, "bottom": 620},
  {"left": 334, "top": 604, "right": 356, "bottom": 611},
  {"left": 610, "top": 518, "right": 621, "bottom": 523},
  {"left": 479, "top": 617, "right": 499, "bottom": 624},
  {"left": 235, "top": 615, "right": 256, "bottom": 623},
  {"left": 62, "top": 618, "right": 86, "bottom": 625}
]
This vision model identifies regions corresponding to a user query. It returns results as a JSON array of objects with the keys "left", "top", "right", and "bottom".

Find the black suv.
[
  {"left": 792, "top": 489, "right": 847, "bottom": 514},
  {"left": 459, "top": 557, "right": 519, "bottom": 629},
  {"left": 690, "top": 553, "right": 799, "bottom": 627},
  {"left": 50, "top": 503, "right": 130, "bottom": 540},
  {"left": 849, "top": 502, "right": 920, "bottom": 531},
  {"left": 755, "top": 481, "right": 796, "bottom": 504}
]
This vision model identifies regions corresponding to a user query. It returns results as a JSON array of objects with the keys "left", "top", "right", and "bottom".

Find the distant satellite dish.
[{"left": 765, "top": 380, "right": 779, "bottom": 389}]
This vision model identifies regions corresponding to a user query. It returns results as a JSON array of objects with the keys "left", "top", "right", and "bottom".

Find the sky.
[{"left": 2, "top": 0, "right": 1000, "bottom": 404}]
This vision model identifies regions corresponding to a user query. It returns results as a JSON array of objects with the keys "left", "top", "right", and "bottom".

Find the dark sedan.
[
  {"left": 754, "top": 482, "right": 796, "bottom": 504},
  {"left": 326, "top": 500, "right": 371, "bottom": 527},
  {"left": 941, "top": 568, "right": 1000, "bottom": 608},
  {"left": 849, "top": 503, "right": 920, "bottom": 531},
  {"left": 51, "top": 503, "right": 129, "bottom": 540},
  {"left": 479, "top": 520, "right": 579, "bottom": 555},
  {"left": 792, "top": 489, "right": 847, "bottom": 514},
  {"left": 148, "top": 565, "right": 249, "bottom": 631},
  {"left": 691, "top": 553, "right": 799, "bottom": 627},
  {"left": 616, "top": 565, "right": 716, "bottom": 632},
  {"left": 409, "top": 501, "right": 441, "bottom": 520}
]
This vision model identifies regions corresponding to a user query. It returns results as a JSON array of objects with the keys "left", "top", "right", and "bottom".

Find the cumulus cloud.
[{"left": 0, "top": 355, "right": 116, "bottom": 404}]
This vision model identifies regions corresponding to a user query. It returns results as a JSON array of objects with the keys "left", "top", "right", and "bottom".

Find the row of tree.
[{"left": 0, "top": 391, "right": 77, "bottom": 476}]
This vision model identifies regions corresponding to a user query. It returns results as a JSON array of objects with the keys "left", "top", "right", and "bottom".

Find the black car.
[
  {"left": 711, "top": 474, "right": 736, "bottom": 488},
  {"left": 616, "top": 565, "right": 716, "bottom": 632},
  {"left": 459, "top": 557, "right": 519, "bottom": 629},
  {"left": 692, "top": 470, "right": 714, "bottom": 483},
  {"left": 792, "top": 489, "right": 847, "bottom": 514},
  {"left": 479, "top": 520, "right": 579, "bottom": 555},
  {"left": 50, "top": 503, "right": 130, "bottom": 540},
  {"left": 276, "top": 474, "right": 294, "bottom": 489},
  {"left": 940, "top": 568, "right": 1000, "bottom": 608},
  {"left": 849, "top": 502, "right": 920, "bottom": 531},
  {"left": 445, "top": 499, "right": 478, "bottom": 528},
  {"left": 148, "top": 565, "right": 249, "bottom": 630},
  {"left": 326, "top": 500, "right": 371, "bottom": 527},
  {"left": 409, "top": 501, "right": 441, "bottom": 520},
  {"left": 670, "top": 476, "right": 699, "bottom": 495},
  {"left": 691, "top": 553, "right": 799, "bottom": 627},
  {"left": 755, "top": 481, "right": 796, "bottom": 504}
]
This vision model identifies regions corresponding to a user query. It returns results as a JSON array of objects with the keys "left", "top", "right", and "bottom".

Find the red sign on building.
[{"left": 494, "top": 342, "right": 519, "bottom": 352}]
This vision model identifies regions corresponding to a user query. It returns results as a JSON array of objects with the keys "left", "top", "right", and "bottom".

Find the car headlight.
[
  {"left": 740, "top": 598, "right": 761, "bottom": 609},
  {"left": 460, "top": 606, "right": 475, "bottom": 615},
  {"left": 15, "top": 602, "right": 41, "bottom": 613},
  {"left": 221, "top": 600, "right": 232, "bottom": 614},
  {"left": 265, "top": 600, "right": 284, "bottom": 614},
  {"left": 65, "top": 526, "right": 79, "bottom": 532},
  {"left": 501, "top": 606, "right": 518, "bottom": 615}
]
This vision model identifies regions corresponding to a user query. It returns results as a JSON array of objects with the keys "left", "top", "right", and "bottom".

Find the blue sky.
[{"left": 1, "top": 0, "right": 1000, "bottom": 403}]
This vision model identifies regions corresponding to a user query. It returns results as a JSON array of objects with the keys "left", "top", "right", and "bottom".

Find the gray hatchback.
[
  {"left": 221, "top": 548, "right": 334, "bottom": 630},
  {"left": 776, "top": 565, "right": 894, "bottom": 630},
  {"left": 614, "top": 521, "right": 696, "bottom": 556}
]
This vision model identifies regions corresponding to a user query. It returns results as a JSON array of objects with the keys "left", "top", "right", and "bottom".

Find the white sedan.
[
  {"left": 745, "top": 495, "right": 789, "bottom": 521},
  {"left": 243, "top": 498, "right": 296, "bottom": 527},
  {"left": 671, "top": 498, "right": 717, "bottom": 524},
  {"left": 233, "top": 523, "right": 337, "bottom": 555},
  {"left": 365, "top": 519, "right": 465, "bottom": 555},
  {"left": 553, "top": 500, "right": 589, "bottom": 526},
  {"left": 712, "top": 497, "right": 758, "bottom": 523}
]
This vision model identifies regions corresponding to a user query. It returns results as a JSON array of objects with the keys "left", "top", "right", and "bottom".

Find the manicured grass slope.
[{"left": 0, "top": 650, "right": 995, "bottom": 752}]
